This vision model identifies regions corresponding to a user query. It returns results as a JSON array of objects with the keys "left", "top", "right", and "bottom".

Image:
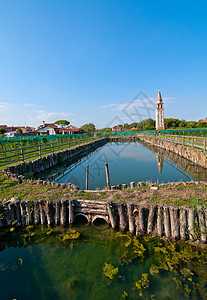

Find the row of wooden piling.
[{"left": 1, "top": 198, "right": 206, "bottom": 243}]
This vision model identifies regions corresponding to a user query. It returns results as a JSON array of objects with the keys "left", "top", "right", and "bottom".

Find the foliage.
[
  {"left": 59, "top": 229, "right": 80, "bottom": 242},
  {"left": 54, "top": 120, "right": 70, "bottom": 127},
  {"left": 135, "top": 273, "right": 149, "bottom": 296},
  {"left": 0, "top": 128, "right": 6, "bottom": 134},
  {"left": 16, "top": 128, "right": 22, "bottom": 133},
  {"left": 80, "top": 123, "right": 96, "bottom": 133},
  {"left": 103, "top": 263, "right": 119, "bottom": 279}
]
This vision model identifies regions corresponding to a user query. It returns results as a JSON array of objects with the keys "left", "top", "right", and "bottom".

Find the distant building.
[
  {"left": 155, "top": 90, "right": 165, "bottom": 130},
  {"left": 112, "top": 125, "right": 122, "bottom": 132},
  {"left": 36, "top": 122, "right": 80, "bottom": 135},
  {"left": 0, "top": 125, "right": 36, "bottom": 136},
  {"left": 200, "top": 120, "right": 207, "bottom": 123}
]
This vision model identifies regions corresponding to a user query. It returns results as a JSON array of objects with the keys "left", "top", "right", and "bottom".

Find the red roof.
[{"left": 200, "top": 120, "right": 207, "bottom": 123}]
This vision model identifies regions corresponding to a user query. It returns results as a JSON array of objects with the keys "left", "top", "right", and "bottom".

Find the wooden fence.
[{"left": 0, "top": 135, "right": 100, "bottom": 167}]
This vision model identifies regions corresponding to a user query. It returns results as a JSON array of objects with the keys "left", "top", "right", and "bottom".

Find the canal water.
[
  {"left": 48, "top": 141, "right": 207, "bottom": 190},
  {"left": 0, "top": 224, "right": 206, "bottom": 300}
]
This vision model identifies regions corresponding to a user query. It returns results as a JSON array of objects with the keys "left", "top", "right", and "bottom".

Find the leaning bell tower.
[{"left": 155, "top": 90, "right": 164, "bottom": 130}]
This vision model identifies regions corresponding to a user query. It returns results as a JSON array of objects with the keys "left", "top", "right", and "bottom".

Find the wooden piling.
[
  {"left": 107, "top": 201, "right": 116, "bottom": 229},
  {"left": 197, "top": 206, "right": 207, "bottom": 243},
  {"left": 136, "top": 205, "right": 145, "bottom": 235},
  {"left": 127, "top": 202, "right": 135, "bottom": 233},
  {"left": 180, "top": 206, "right": 187, "bottom": 240},
  {"left": 39, "top": 200, "right": 45, "bottom": 225},
  {"left": 188, "top": 207, "right": 195, "bottom": 240},
  {"left": 163, "top": 205, "right": 171, "bottom": 239},
  {"left": 20, "top": 201, "right": 26, "bottom": 226},
  {"left": 169, "top": 206, "right": 180, "bottom": 240},
  {"left": 55, "top": 200, "right": 60, "bottom": 224},
  {"left": 147, "top": 204, "right": 157, "bottom": 235},
  {"left": 68, "top": 199, "right": 74, "bottom": 224},
  {"left": 25, "top": 200, "right": 32, "bottom": 225},
  {"left": 86, "top": 164, "right": 89, "bottom": 190},
  {"left": 60, "top": 199, "right": 67, "bottom": 225},
  {"left": 130, "top": 182, "right": 135, "bottom": 189},
  {"left": 157, "top": 204, "right": 164, "bottom": 237},
  {"left": 8, "top": 203, "right": 16, "bottom": 224},
  {"left": 33, "top": 200, "right": 40, "bottom": 225},
  {"left": 118, "top": 202, "right": 127, "bottom": 231},
  {"left": 14, "top": 200, "right": 21, "bottom": 224},
  {"left": 122, "top": 184, "right": 127, "bottom": 189},
  {"left": 45, "top": 201, "right": 53, "bottom": 225},
  {"left": 105, "top": 163, "right": 111, "bottom": 190}
]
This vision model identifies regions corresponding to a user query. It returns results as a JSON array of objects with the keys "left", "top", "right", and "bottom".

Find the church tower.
[{"left": 155, "top": 90, "right": 164, "bottom": 130}]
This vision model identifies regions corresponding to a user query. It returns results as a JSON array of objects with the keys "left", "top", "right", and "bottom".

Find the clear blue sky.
[{"left": 0, "top": 0, "right": 206, "bottom": 128}]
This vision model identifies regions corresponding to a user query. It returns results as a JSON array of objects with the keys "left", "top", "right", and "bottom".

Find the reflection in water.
[{"left": 156, "top": 153, "right": 164, "bottom": 174}]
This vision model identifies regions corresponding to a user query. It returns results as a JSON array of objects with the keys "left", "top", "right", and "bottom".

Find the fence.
[{"left": 0, "top": 135, "right": 100, "bottom": 167}]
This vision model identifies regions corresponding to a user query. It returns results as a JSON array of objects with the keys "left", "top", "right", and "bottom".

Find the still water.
[
  {"left": 51, "top": 142, "right": 207, "bottom": 189},
  {"left": 0, "top": 224, "right": 206, "bottom": 300}
]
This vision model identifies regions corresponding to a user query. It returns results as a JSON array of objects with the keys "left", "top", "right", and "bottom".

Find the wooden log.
[
  {"left": 8, "top": 203, "right": 16, "bottom": 224},
  {"left": 180, "top": 206, "right": 188, "bottom": 240},
  {"left": 45, "top": 201, "right": 53, "bottom": 225},
  {"left": 122, "top": 184, "right": 127, "bottom": 189},
  {"left": 39, "top": 200, "right": 45, "bottom": 225},
  {"left": 14, "top": 201, "right": 21, "bottom": 224},
  {"left": 118, "top": 202, "right": 127, "bottom": 231},
  {"left": 68, "top": 199, "right": 74, "bottom": 224},
  {"left": 147, "top": 204, "right": 157, "bottom": 235},
  {"left": 188, "top": 207, "right": 195, "bottom": 240},
  {"left": 60, "top": 199, "right": 68, "bottom": 225},
  {"left": 25, "top": 201, "right": 32, "bottom": 225},
  {"left": 4, "top": 208, "right": 12, "bottom": 226},
  {"left": 127, "top": 202, "right": 134, "bottom": 233},
  {"left": 130, "top": 181, "right": 135, "bottom": 189},
  {"left": 135, "top": 215, "right": 139, "bottom": 236},
  {"left": 163, "top": 205, "right": 171, "bottom": 239},
  {"left": 117, "top": 184, "right": 122, "bottom": 190},
  {"left": 107, "top": 201, "right": 116, "bottom": 229},
  {"left": 136, "top": 205, "right": 145, "bottom": 235},
  {"left": 157, "top": 204, "right": 164, "bottom": 237},
  {"left": 74, "top": 207, "right": 108, "bottom": 215},
  {"left": 197, "top": 206, "right": 207, "bottom": 243},
  {"left": 20, "top": 201, "right": 26, "bottom": 226},
  {"left": 105, "top": 163, "right": 111, "bottom": 190},
  {"left": 33, "top": 200, "right": 40, "bottom": 225},
  {"left": 86, "top": 164, "right": 89, "bottom": 190},
  {"left": 169, "top": 206, "right": 180, "bottom": 240},
  {"left": 55, "top": 200, "right": 60, "bottom": 224}
]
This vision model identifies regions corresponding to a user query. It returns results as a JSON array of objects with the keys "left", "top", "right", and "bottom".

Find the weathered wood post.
[
  {"left": 86, "top": 164, "right": 89, "bottom": 190},
  {"left": 130, "top": 182, "right": 135, "bottom": 189},
  {"left": 8, "top": 202, "right": 16, "bottom": 224},
  {"left": 204, "top": 138, "right": 206, "bottom": 151},
  {"left": 169, "top": 206, "right": 180, "bottom": 240},
  {"left": 14, "top": 200, "right": 21, "bottom": 225},
  {"left": 68, "top": 199, "right": 74, "bottom": 224},
  {"left": 39, "top": 200, "right": 45, "bottom": 225},
  {"left": 105, "top": 163, "right": 111, "bottom": 190},
  {"left": 118, "top": 202, "right": 127, "bottom": 231},
  {"left": 20, "top": 201, "right": 26, "bottom": 226},
  {"left": 33, "top": 200, "right": 40, "bottom": 225},
  {"left": 107, "top": 201, "right": 116, "bottom": 229},
  {"left": 157, "top": 204, "right": 164, "bottom": 237},
  {"left": 180, "top": 206, "right": 188, "bottom": 240},
  {"left": 147, "top": 204, "right": 157, "bottom": 235},
  {"left": 60, "top": 199, "right": 67, "bottom": 225},
  {"left": 45, "top": 201, "right": 53, "bottom": 225},
  {"left": 127, "top": 202, "right": 135, "bottom": 233},
  {"left": 163, "top": 205, "right": 171, "bottom": 239},
  {"left": 55, "top": 200, "right": 60, "bottom": 224},
  {"left": 197, "top": 206, "right": 207, "bottom": 243},
  {"left": 25, "top": 200, "right": 32, "bottom": 225},
  {"left": 136, "top": 205, "right": 145, "bottom": 235},
  {"left": 188, "top": 207, "right": 195, "bottom": 240}
]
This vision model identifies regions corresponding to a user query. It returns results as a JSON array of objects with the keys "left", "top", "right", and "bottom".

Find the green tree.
[
  {"left": 54, "top": 120, "right": 70, "bottom": 128},
  {"left": 16, "top": 128, "right": 22, "bottom": 133},
  {"left": 80, "top": 123, "right": 96, "bottom": 133},
  {"left": 0, "top": 128, "right": 6, "bottom": 135}
]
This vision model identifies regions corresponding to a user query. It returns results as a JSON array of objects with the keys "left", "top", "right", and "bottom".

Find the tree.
[
  {"left": 54, "top": 120, "right": 70, "bottom": 128},
  {"left": 80, "top": 123, "right": 96, "bottom": 133},
  {"left": 16, "top": 128, "right": 22, "bottom": 133},
  {"left": 0, "top": 128, "right": 6, "bottom": 135}
]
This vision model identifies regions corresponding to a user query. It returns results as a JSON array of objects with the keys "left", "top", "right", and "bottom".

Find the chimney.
[{"left": 43, "top": 121, "right": 45, "bottom": 127}]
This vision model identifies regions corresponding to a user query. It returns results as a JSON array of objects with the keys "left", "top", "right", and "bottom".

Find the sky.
[{"left": 0, "top": 0, "right": 207, "bottom": 129}]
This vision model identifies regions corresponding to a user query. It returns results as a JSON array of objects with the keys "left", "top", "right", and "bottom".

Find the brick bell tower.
[{"left": 155, "top": 90, "right": 164, "bottom": 130}]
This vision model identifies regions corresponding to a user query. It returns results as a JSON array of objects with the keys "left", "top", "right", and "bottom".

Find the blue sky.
[{"left": 0, "top": 0, "right": 206, "bottom": 128}]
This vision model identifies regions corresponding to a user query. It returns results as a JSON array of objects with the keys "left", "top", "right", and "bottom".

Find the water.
[
  {"left": 51, "top": 141, "right": 207, "bottom": 189},
  {"left": 0, "top": 225, "right": 206, "bottom": 300}
]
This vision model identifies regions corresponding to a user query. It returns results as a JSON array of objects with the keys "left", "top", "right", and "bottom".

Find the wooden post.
[
  {"left": 136, "top": 205, "right": 145, "bottom": 235},
  {"left": 180, "top": 206, "right": 187, "bottom": 240},
  {"left": 157, "top": 204, "right": 164, "bottom": 237},
  {"left": 68, "top": 199, "right": 74, "bottom": 224},
  {"left": 55, "top": 200, "right": 60, "bottom": 224},
  {"left": 61, "top": 141, "right": 63, "bottom": 151},
  {"left": 130, "top": 181, "right": 135, "bottom": 189},
  {"left": 169, "top": 206, "right": 180, "bottom": 240},
  {"left": 197, "top": 206, "right": 207, "bottom": 243},
  {"left": 39, "top": 145, "right": 41, "bottom": 158},
  {"left": 182, "top": 136, "right": 185, "bottom": 146},
  {"left": 191, "top": 137, "right": 194, "bottom": 148},
  {"left": 39, "top": 200, "right": 45, "bottom": 225},
  {"left": 68, "top": 140, "right": 70, "bottom": 149},
  {"left": 147, "top": 204, "right": 157, "bottom": 235},
  {"left": 51, "top": 143, "right": 54, "bottom": 154},
  {"left": 105, "top": 163, "right": 111, "bottom": 190},
  {"left": 117, "top": 202, "right": 127, "bottom": 231},
  {"left": 14, "top": 200, "right": 21, "bottom": 225},
  {"left": 204, "top": 138, "right": 206, "bottom": 151},
  {"left": 8, "top": 203, "right": 16, "bottom": 224},
  {"left": 188, "top": 207, "right": 195, "bottom": 240},
  {"left": 127, "top": 202, "right": 135, "bottom": 233},
  {"left": 163, "top": 205, "right": 171, "bottom": 239},
  {"left": 21, "top": 148, "right": 24, "bottom": 162},
  {"left": 107, "top": 201, "right": 116, "bottom": 228},
  {"left": 33, "top": 200, "right": 40, "bottom": 225},
  {"left": 25, "top": 200, "right": 32, "bottom": 225},
  {"left": 20, "top": 201, "right": 26, "bottom": 226},
  {"left": 86, "top": 164, "right": 89, "bottom": 190},
  {"left": 45, "top": 201, "right": 53, "bottom": 225},
  {"left": 60, "top": 199, "right": 67, "bottom": 225}
]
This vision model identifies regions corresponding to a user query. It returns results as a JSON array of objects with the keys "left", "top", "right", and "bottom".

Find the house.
[
  {"left": 130, "top": 127, "right": 138, "bottom": 131},
  {"left": 200, "top": 120, "right": 207, "bottom": 123},
  {"left": 36, "top": 122, "right": 80, "bottom": 135},
  {"left": 112, "top": 125, "right": 122, "bottom": 132}
]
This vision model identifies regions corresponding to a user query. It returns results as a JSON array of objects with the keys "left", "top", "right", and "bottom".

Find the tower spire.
[{"left": 155, "top": 90, "right": 164, "bottom": 130}]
